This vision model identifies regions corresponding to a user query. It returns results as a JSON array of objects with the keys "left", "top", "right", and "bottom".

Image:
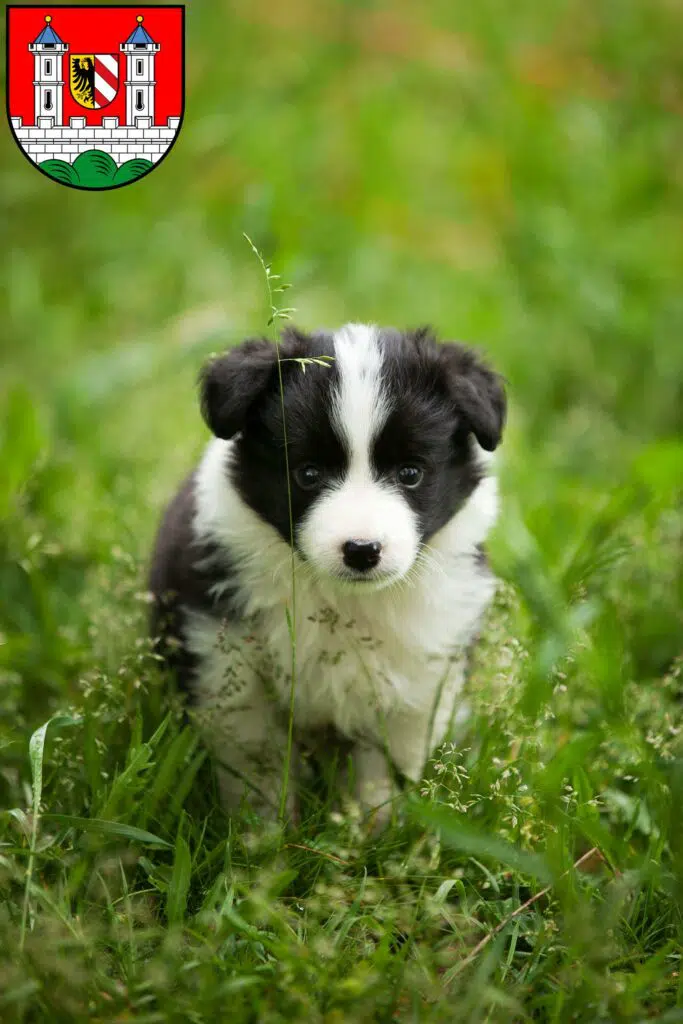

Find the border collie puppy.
[{"left": 150, "top": 324, "right": 506, "bottom": 825}]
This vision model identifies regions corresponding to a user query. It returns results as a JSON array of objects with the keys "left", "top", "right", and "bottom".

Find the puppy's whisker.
[{"left": 414, "top": 549, "right": 448, "bottom": 582}]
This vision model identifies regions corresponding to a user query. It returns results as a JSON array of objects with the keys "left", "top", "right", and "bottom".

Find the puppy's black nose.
[{"left": 342, "top": 540, "right": 382, "bottom": 572}]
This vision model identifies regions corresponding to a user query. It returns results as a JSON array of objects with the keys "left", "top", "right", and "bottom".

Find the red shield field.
[{"left": 6, "top": 5, "right": 184, "bottom": 190}]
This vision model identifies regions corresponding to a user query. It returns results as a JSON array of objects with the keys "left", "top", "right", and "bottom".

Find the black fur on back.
[{"left": 148, "top": 473, "right": 240, "bottom": 696}]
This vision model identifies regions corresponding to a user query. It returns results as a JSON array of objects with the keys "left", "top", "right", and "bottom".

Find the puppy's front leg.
[
  {"left": 386, "top": 692, "right": 468, "bottom": 787},
  {"left": 196, "top": 696, "right": 299, "bottom": 823},
  {"left": 350, "top": 739, "right": 395, "bottom": 832}
]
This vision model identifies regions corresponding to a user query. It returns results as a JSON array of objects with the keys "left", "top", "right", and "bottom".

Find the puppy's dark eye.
[
  {"left": 294, "top": 464, "right": 323, "bottom": 491},
  {"left": 397, "top": 465, "right": 424, "bottom": 488}
]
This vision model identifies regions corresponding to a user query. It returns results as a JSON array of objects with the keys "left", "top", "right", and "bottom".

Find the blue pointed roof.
[
  {"left": 33, "top": 21, "right": 63, "bottom": 45},
  {"left": 124, "top": 20, "right": 156, "bottom": 45}
]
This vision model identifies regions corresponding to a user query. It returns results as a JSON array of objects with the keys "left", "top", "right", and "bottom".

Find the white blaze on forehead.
[
  {"left": 298, "top": 323, "right": 419, "bottom": 583},
  {"left": 331, "top": 323, "right": 389, "bottom": 474}
]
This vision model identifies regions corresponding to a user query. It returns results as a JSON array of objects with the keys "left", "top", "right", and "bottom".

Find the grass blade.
[
  {"left": 20, "top": 714, "right": 80, "bottom": 950},
  {"left": 166, "top": 818, "right": 192, "bottom": 925},
  {"left": 411, "top": 798, "right": 552, "bottom": 884},
  {"left": 42, "top": 814, "right": 172, "bottom": 848}
]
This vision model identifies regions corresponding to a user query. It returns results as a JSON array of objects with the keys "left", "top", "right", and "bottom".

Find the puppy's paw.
[
  {"left": 356, "top": 771, "right": 395, "bottom": 835},
  {"left": 452, "top": 699, "right": 472, "bottom": 734},
  {"left": 365, "top": 800, "right": 393, "bottom": 836},
  {"left": 217, "top": 766, "right": 299, "bottom": 825},
  {"left": 250, "top": 779, "right": 300, "bottom": 826}
]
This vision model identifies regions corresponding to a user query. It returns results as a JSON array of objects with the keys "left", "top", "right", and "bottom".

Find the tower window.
[
  {"left": 44, "top": 89, "right": 53, "bottom": 110},
  {"left": 136, "top": 59, "right": 143, "bottom": 75},
  {"left": 135, "top": 89, "right": 144, "bottom": 111},
  {"left": 45, "top": 59, "right": 52, "bottom": 75}
]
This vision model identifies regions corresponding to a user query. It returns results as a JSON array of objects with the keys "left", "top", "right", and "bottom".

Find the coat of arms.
[{"left": 6, "top": 6, "right": 184, "bottom": 190}]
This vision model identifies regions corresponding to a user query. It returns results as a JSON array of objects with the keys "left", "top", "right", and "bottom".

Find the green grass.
[
  {"left": 1, "top": 0, "right": 683, "bottom": 1019},
  {"left": 39, "top": 150, "right": 154, "bottom": 190}
]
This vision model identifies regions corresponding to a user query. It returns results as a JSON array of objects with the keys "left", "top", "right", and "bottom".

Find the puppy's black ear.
[
  {"left": 199, "top": 328, "right": 312, "bottom": 439},
  {"left": 199, "top": 337, "right": 278, "bottom": 439},
  {"left": 440, "top": 343, "right": 507, "bottom": 451}
]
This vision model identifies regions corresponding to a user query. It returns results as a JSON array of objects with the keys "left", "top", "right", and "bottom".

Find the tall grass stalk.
[
  {"left": 19, "top": 714, "right": 78, "bottom": 950},
  {"left": 243, "top": 234, "right": 299, "bottom": 824}
]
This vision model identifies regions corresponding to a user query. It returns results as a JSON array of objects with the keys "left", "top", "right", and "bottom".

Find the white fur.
[{"left": 186, "top": 324, "right": 499, "bottom": 822}]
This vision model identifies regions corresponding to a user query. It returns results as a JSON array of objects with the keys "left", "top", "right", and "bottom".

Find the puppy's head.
[{"left": 200, "top": 324, "right": 505, "bottom": 589}]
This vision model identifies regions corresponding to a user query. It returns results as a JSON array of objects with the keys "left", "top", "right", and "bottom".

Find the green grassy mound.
[{"left": 39, "top": 149, "right": 154, "bottom": 190}]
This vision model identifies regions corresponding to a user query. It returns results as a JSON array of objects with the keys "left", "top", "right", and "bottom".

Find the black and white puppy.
[{"left": 150, "top": 324, "right": 506, "bottom": 824}]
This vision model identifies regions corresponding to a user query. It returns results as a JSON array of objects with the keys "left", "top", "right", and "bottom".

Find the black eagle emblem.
[{"left": 70, "top": 57, "right": 96, "bottom": 106}]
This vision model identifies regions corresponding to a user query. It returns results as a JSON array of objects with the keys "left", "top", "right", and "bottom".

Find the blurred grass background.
[{"left": 2, "top": 0, "right": 683, "bottom": 1019}]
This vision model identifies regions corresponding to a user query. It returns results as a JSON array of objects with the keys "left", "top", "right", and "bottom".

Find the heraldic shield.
[{"left": 6, "top": 5, "right": 184, "bottom": 190}]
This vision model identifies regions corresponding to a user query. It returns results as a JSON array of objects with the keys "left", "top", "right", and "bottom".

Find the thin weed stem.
[
  {"left": 445, "top": 846, "right": 607, "bottom": 982},
  {"left": 243, "top": 234, "right": 298, "bottom": 827}
]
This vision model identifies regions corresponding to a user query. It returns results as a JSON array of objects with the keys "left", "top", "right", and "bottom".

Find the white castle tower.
[
  {"left": 120, "top": 15, "right": 160, "bottom": 126},
  {"left": 28, "top": 15, "right": 68, "bottom": 127}
]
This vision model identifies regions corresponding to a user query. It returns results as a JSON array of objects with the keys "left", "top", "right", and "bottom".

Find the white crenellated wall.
[{"left": 10, "top": 114, "right": 180, "bottom": 165}]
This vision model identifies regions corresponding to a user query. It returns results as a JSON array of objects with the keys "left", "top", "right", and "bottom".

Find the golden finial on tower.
[
  {"left": 45, "top": 14, "right": 52, "bottom": 22},
  {"left": 137, "top": 14, "right": 144, "bottom": 22}
]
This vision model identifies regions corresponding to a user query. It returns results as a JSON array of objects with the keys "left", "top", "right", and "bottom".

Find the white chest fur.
[{"left": 186, "top": 439, "right": 498, "bottom": 749}]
